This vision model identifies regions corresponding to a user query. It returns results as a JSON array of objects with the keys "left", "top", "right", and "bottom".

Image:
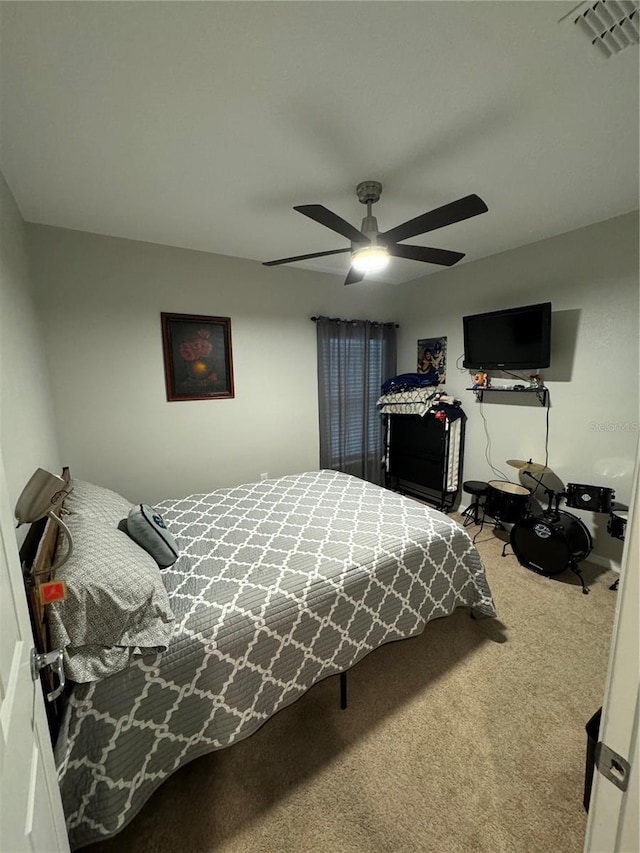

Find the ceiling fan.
[{"left": 263, "top": 181, "right": 488, "bottom": 285}]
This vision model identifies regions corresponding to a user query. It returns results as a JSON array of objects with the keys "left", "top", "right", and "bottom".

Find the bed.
[{"left": 31, "top": 469, "right": 496, "bottom": 849}]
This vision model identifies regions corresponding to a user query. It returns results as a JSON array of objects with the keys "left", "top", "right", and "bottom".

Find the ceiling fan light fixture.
[
  {"left": 263, "top": 184, "right": 487, "bottom": 281},
  {"left": 351, "top": 245, "right": 389, "bottom": 273}
]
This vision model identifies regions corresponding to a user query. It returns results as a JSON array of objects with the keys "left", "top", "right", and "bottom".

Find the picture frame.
[
  {"left": 161, "top": 313, "right": 235, "bottom": 401},
  {"left": 417, "top": 336, "right": 447, "bottom": 384}
]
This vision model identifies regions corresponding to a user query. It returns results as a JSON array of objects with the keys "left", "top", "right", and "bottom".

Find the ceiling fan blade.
[
  {"left": 380, "top": 194, "right": 488, "bottom": 244},
  {"left": 263, "top": 247, "right": 351, "bottom": 267},
  {"left": 294, "top": 204, "right": 369, "bottom": 244},
  {"left": 388, "top": 243, "right": 465, "bottom": 267},
  {"left": 344, "top": 267, "right": 365, "bottom": 286}
]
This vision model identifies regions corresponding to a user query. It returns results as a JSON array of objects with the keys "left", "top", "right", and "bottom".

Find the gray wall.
[
  {"left": 396, "top": 211, "right": 639, "bottom": 566},
  {"left": 0, "top": 171, "right": 60, "bottom": 517},
  {"left": 24, "top": 211, "right": 639, "bottom": 565},
  {"left": 27, "top": 225, "right": 399, "bottom": 504}
]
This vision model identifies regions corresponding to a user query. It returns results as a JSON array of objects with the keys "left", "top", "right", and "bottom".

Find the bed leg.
[{"left": 340, "top": 671, "right": 348, "bottom": 710}]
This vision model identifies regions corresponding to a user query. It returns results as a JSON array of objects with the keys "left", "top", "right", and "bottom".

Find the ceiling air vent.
[{"left": 569, "top": 0, "right": 640, "bottom": 56}]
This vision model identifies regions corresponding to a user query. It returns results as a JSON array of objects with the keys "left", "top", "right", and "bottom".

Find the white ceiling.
[{"left": 1, "top": 1, "right": 638, "bottom": 285}]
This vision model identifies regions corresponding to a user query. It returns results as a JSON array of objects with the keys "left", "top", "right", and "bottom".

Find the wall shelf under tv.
[{"left": 466, "top": 387, "right": 548, "bottom": 406}]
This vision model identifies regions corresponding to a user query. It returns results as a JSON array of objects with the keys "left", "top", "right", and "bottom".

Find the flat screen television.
[{"left": 462, "top": 302, "right": 552, "bottom": 370}]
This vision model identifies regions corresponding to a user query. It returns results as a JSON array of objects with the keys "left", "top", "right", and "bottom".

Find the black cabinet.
[{"left": 385, "top": 412, "right": 464, "bottom": 511}]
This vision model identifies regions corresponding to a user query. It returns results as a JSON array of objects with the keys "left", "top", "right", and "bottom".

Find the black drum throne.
[{"left": 461, "top": 481, "right": 489, "bottom": 527}]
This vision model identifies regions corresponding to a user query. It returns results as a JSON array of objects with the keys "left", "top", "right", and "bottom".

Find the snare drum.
[
  {"left": 565, "top": 483, "right": 614, "bottom": 514},
  {"left": 485, "top": 480, "right": 531, "bottom": 524},
  {"left": 607, "top": 502, "right": 628, "bottom": 541}
]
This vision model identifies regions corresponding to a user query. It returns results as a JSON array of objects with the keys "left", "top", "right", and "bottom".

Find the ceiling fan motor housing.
[
  {"left": 355, "top": 181, "right": 383, "bottom": 246},
  {"left": 356, "top": 180, "right": 383, "bottom": 205},
  {"left": 356, "top": 215, "right": 380, "bottom": 246}
]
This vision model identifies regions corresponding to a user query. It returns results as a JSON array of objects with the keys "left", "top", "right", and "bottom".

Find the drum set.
[{"left": 475, "top": 460, "right": 627, "bottom": 595}]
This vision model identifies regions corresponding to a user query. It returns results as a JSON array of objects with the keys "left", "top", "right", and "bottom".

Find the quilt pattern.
[{"left": 54, "top": 470, "right": 495, "bottom": 848}]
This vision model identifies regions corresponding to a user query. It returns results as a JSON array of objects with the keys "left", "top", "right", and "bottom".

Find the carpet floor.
[{"left": 90, "top": 515, "right": 617, "bottom": 853}]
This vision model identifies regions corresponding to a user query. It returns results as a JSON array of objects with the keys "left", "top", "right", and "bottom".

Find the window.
[{"left": 316, "top": 318, "right": 397, "bottom": 486}]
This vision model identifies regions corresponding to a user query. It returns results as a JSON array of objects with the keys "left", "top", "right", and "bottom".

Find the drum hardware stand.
[
  {"left": 522, "top": 471, "right": 566, "bottom": 513},
  {"left": 472, "top": 509, "right": 506, "bottom": 545},
  {"left": 568, "top": 560, "right": 589, "bottom": 595}
]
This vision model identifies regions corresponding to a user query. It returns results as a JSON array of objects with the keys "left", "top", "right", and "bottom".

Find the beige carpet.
[{"left": 90, "top": 516, "right": 617, "bottom": 853}]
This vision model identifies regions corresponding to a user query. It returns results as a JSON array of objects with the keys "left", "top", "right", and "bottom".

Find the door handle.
[{"left": 30, "top": 648, "right": 66, "bottom": 702}]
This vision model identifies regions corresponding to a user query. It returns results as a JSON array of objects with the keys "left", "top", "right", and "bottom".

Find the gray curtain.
[{"left": 316, "top": 316, "right": 397, "bottom": 485}]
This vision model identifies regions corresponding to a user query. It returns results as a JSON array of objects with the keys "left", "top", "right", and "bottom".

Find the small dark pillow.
[{"left": 125, "top": 505, "right": 179, "bottom": 569}]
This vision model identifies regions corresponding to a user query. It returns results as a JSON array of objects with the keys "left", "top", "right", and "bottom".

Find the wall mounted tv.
[{"left": 462, "top": 302, "right": 552, "bottom": 370}]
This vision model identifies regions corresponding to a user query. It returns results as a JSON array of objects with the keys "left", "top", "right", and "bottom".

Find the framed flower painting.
[{"left": 161, "top": 313, "right": 234, "bottom": 401}]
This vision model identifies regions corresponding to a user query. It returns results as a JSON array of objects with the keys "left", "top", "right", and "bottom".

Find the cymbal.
[{"left": 506, "top": 459, "right": 551, "bottom": 474}]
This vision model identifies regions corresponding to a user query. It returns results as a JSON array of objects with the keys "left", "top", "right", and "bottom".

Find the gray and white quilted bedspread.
[{"left": 54, "top": 470, "right": 496, "bottom": 849}]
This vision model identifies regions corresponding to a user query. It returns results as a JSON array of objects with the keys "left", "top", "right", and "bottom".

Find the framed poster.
[
  {"left": 417, "top": 336, "right": 447, "bottom": 384},
  {"left": 161, "top": 313, "right": 234, "bottom": 401}
]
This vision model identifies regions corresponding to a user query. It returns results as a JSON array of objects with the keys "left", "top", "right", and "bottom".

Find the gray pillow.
[
  {"left": 125, "top": 504, "right": 179, "bottom": 569},
  {"left": 66, "top": 478, "right": 133, "bottom": 525},
  {"left": 48, "top": 514, "right": 175, "bottom": 682}
]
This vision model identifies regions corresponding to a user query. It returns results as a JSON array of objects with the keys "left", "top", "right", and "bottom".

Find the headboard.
[{"left": 19, "top": 466, "right": 70, "bottom": 733}]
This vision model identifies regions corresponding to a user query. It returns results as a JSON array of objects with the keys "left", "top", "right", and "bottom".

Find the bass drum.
[{"left": 510, "top": 510, "right": 592, "bottom": 576}]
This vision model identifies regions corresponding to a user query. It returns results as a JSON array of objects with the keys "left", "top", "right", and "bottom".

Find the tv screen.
[{"left": 463, "top": 302, "right": 552, "bottom": 370}]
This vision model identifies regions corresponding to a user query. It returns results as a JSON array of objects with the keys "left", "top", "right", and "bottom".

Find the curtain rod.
[{"left": 310, "top": 316, "right": 399, "bottom": 328}]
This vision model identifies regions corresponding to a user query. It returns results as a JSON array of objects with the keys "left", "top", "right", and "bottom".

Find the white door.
[
  {"left": 584, "top": 452, "right": 639, "bottom": 853},
  {"left": 0, "top": 457, "right": 70, "bottom": 853}
]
